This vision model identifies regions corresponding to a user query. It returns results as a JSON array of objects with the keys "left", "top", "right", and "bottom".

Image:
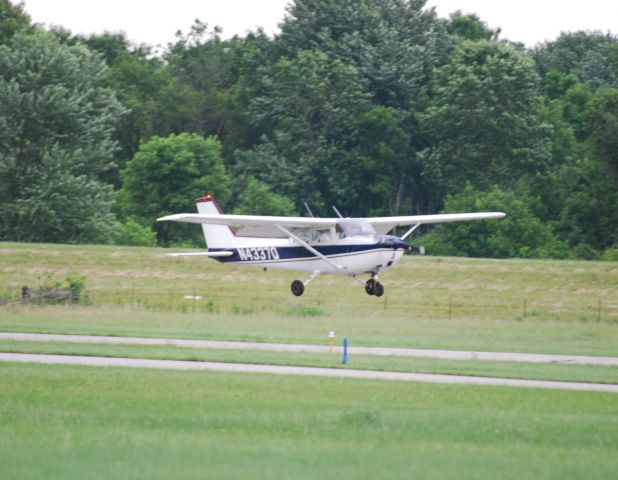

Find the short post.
[
  {"left": 328, "top": 331, "right": 335, "bottom": 352},
  {"left": 342, "top": 338, "right": 348, "bottom": 365}
]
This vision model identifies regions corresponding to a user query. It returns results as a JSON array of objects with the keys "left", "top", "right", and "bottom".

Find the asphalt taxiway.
[
  {"left": 1, "top": 352, "right": 617, "bottom": 393},
  {"left": 1, "top": 332, "right": 617, "bottom": 365}
]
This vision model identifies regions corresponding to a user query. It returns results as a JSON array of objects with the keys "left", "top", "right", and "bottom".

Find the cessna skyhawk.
[{"left": 158, "top": 194, "right": 505, "bottom": 297}]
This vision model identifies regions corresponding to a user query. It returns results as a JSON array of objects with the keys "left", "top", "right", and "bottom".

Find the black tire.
[
  {"left": 365, "top": 278, "right": 375, "bottom": 295},
  {"left": 374, "top": 281, "right": 384, "bottom": 297},
  {"left": 291, "top": 280, "right": 305, "bottom": 296}
]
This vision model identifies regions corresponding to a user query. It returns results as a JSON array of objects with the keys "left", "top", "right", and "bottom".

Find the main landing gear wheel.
[
  {"left": 365, "top": 278, "right": 385, "bottom": 297},
  {"left": 291, "top": 280, "right": 305, "bottom": 296}
]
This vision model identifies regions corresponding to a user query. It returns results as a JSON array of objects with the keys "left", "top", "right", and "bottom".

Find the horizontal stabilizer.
[{"left": 165, "top": 251, "right": 233, "bottom": 257}]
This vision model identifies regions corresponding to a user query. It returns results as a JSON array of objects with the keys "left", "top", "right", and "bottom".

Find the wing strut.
[
  {"left": 400, "top": 223, "right": 421, "bottom": 241},
  {"left": 275, "top": 225, "right": 345, "bottom": 271}
]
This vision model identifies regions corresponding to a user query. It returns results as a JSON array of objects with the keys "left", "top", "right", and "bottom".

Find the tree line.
[{"left": 0, "top": 0, "right": 617, "bottom": 259}]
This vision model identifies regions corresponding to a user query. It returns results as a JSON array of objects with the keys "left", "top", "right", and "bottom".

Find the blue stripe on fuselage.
[{"left": 209, "top": 243, "right": 390, "bottom": 264}]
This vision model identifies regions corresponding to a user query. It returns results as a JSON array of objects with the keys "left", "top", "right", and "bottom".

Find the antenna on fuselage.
[
  {"left": 332, "top": 206, "right": 344, "bottom": 218},
  {"left": 303, "top": 202, "right": 315, "bottom": 218}
]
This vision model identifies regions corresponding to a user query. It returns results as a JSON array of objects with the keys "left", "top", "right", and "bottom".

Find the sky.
[{"left": 19, "top": 0, "right": 618, "bottom": 49}]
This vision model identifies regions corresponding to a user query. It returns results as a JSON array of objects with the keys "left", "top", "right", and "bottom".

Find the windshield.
[{"left": 336, "top": 220, "right": 376, "bottom": 237}]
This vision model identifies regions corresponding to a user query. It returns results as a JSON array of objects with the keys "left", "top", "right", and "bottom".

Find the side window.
[{"left": 317, "top": 229, "right": 332, "bottom": 243}]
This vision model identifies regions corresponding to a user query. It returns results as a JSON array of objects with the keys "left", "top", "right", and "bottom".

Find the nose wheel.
[{"left": 365, "top": 277, "right": 384, "bottom": 297}]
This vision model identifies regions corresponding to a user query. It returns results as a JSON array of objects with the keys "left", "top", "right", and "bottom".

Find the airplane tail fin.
[{"left": 195, "top": 194, "right": 237, "bottom": 249}]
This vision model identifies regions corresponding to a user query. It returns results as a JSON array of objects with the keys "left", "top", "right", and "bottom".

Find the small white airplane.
[{"left": 157, "top": 194, "right": 505, "bottom": 297}]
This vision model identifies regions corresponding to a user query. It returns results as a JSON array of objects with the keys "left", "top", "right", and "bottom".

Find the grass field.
[
  {"left": 1, "top": 362, "right": 617, "bottom": 479},
  {"left": 1, "top": 242, "right": 617, "bottom": 355},
  {"left": 1, "top": 242, "right": 617, "bottom": 478}
]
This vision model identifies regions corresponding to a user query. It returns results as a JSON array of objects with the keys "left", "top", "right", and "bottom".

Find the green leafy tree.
[
  {"left": 420, "top": 185, "right": 567, "bottom": 259},
  {"left": 119, "top": 133, "right": 230, "bottom": 245},
  {"left": 233, "top": 179, "right": 297, "bottom": 216},
  {"left": 114, "top": 217, "right": 157, "bottom": 247},
  {"left": 237, "top": 50, "right": 372, "bottom": 215},
  {"left": 279, "top": 0, "right": 450, "bottom": 110},
  {"left": 446, "top": 11, "right": 498, "bottom": 42},
  {"left": 0, "top": 31, "right": 123, "bottom": 243},
  {"left": 534, "top": 31, "right": 618, "bottom": 90},
  {"left": 75, "top": 32, "right": 201, "bottom": 187},
  {"left": 585, "top": 87, "right": 618, "bottom": 182},
  {"left": 166, "top": 22, "right": 236, "bottom": 138},
  {"left": 418, "top": 40, "right": 552, "bottom": 205},
  {"left": 353, "top": 106, "right": 411, "bottom": 214},
  {"left": 0, "top": 0, "right": 31, "bottom": 45}
]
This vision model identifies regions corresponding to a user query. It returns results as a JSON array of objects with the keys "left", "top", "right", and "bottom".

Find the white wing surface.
[
  {"left": 157, "top": 212, "right": 505, "bottom": 237},
  {"left": 157, "top": 213, "right": 338, "bottom": 238},
  {"left": 368, "top": 212, "right": 506, "bottom": 235}
]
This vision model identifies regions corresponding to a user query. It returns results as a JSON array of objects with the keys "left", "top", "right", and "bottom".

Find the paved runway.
[
  {"left": 1, "top": 352, "right": 617, "bottom": 393},
  {"left": 1, "top": 332, "right": 617, "bottom": 366}
]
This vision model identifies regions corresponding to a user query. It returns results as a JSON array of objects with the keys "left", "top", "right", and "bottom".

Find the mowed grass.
[
  {"left": 1, "top": 242, "right": 617, "bottom": 357},
  {"left": 1, "top": 241, "right": 616, "bottom": 323},
  {"left": 2, "top": 339, "right": 618, "bottom": 384},
  {"left": 1, "top": 242, "right": 618, "bottom": 478},
  {"left": 1, "top": 362, "right": 617, "bottom": 480}
]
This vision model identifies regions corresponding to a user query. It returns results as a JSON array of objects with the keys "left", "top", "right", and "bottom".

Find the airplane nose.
[{"left": 380, "top": 236, "right": 408, "bottom": 250}]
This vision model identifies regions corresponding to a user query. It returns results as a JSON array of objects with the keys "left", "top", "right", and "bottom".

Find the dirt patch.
[
  {"left": 153, "top": 271, "right": 191, "bottom": 280},
  {"left": 26, "top": 267, "right": 56, "bottom": 275},
  {"left": 486, "top": 284, "right": 510, "bottom": 292},
  {"left": 575, "top": 288, "right": 595, "bottom": 295},
  {"left": 194, "top": 274, "right": 213, "bottom": 280},
  {"left": 444, "top": 282, "right": 476, "bottom": 290}
]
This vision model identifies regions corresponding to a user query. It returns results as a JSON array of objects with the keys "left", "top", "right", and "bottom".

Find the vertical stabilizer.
[{"left": 195, "top": 194, "right": 236, "bottom": 249}]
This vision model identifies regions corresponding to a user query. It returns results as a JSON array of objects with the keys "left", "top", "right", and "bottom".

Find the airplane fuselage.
[{"left": 209, "top": 234, "right": 407, "bottom": 276}]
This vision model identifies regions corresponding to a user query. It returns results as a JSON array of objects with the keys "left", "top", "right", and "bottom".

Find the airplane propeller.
[{"left": 406, "top": 244, "right": 425, "bottom": 255}]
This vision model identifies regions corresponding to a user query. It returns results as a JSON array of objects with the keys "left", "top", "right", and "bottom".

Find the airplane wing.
[
  {"left": 368, "top": 212, "right": 506, "bottom": 235},
  {"left": 157, "top": 213, "right": 338, "bottom": 238}
]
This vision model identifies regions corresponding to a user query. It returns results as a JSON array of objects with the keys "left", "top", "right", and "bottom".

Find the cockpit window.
[{"left": 336, "top": 220, "right": 376, "bottom": 237}]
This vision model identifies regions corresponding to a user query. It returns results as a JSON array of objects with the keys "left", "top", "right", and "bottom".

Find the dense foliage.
[
  {"left": 0, "top": 29, "right": 123, "bottom": 243},
  {"left": 0, "top": 0, "right": 616, "bottom": 258}
]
